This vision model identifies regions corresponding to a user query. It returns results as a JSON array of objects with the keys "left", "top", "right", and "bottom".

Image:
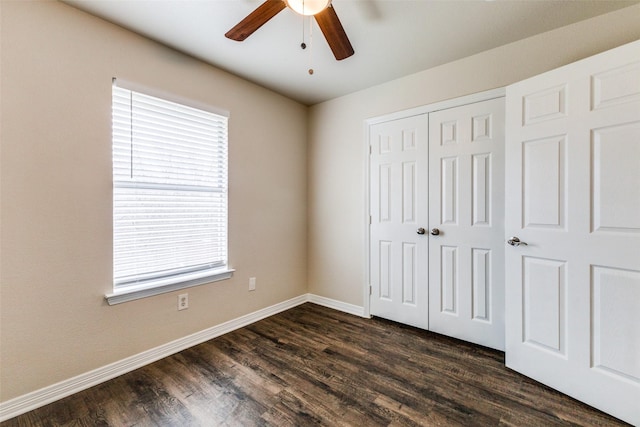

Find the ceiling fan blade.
[
  {"left": 225, "top": 0, "right": 286, "bottom": 41},
  {"left": 314, "top": 5, "right": 354, "bottom": 60}
]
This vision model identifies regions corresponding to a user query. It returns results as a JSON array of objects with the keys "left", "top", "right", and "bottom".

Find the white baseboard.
[
  {"left": 307, "top": 294, "right": 366, "bottom": 318},
  {"left": 0, "top": 293, "right": 364, "bottom": 422}
]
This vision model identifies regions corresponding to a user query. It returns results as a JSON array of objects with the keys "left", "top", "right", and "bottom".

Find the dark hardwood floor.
[{"left": 2, "top": 303, "right": 629, "bottom": 426}]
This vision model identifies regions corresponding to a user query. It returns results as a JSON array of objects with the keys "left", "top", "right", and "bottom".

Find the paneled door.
[
  {"left": 505, "top": 40, "right": 640, "bottom": 425},
  {"left": 369, "top": 114, "right": 429, "bottom": 329},
  {"left": 428, "top": 98, "right": 506, "bottom": 351}
]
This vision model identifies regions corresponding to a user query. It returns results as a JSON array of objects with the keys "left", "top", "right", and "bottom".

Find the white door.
[
  {"left": 369, "top": 114, "right": 429, "bottom": 329},
  {"left": 505, "top": 40, "right": 640, "bottom": 426},
  {"left": 428, "top": 98, "right": 506, "bottom": 351}
]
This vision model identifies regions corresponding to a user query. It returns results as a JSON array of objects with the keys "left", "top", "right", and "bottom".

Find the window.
[{"left": 107, "top": 82, "right": 232, "bottom": 304}]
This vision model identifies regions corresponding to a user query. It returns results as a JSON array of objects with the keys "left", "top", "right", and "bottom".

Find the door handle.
[
  {"left": 417, "top": 227, "right": 426, "bottom": 235},
  {"left": 507, "top": 236, "right": 528, "bottom": 247},
  {"left": 430, "top": 228, "right": 440, "bottom": 236}
]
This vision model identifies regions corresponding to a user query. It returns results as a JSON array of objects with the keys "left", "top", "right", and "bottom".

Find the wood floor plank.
[{"left": 1, "top": 303, "right": 630, "bottom": 426}]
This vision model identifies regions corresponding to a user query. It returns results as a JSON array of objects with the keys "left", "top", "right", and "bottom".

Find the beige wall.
[
  {"left": 307, "top": 5, "right": 640, "bottom": 306},
  {"left": 0, "top": 1, "right": 307, "bottom": 400}
]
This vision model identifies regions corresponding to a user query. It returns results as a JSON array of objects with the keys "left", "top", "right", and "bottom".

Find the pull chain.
[
  {"left": 308, "top": 16, "right": 314, "bottom": 75},
  {"left": 300, "top": 3, "right": 306, "bottom": 50},
  {"left": 298, "top": 1, "right": 314, "bottom": 76}
]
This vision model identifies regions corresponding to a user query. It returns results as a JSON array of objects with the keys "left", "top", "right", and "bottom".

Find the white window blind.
[{"left": 112, "top": 84, "right": 228, "bottom": 292}]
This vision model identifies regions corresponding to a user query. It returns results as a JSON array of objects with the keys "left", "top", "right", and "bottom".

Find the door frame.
[{"left": 363, "top": 88, "right": 506, "bottom": 319}]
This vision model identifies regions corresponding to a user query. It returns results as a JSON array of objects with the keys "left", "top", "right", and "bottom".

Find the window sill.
[{"left": 105, "top": 268, "right": 234, "bottom": 305}]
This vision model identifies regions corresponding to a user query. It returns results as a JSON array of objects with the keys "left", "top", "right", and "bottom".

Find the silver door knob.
[
  {"left": 507, "top": 236, "right": 528, "bottom": 246},
  {"left": 430, "top": 228, "right": 440, "bottom": 236},
  {"left": 417, "top": 227, "right": 426, "bottom": 235}
]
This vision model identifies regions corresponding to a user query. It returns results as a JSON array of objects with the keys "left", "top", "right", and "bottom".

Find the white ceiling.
[{"left": 63, "top": 0, "right": 638, "bottom": 105}]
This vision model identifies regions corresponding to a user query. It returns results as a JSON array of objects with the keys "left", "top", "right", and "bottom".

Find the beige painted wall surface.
[
  {"left": 307, "top": 5, "right": 640, "bottom": 306},
  {"left": 0, "top": 1, "right": 307, "bottom": 401}
]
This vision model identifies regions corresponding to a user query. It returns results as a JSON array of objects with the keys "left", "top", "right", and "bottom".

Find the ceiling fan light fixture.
[{"left": 286, "top": 0, "right": 331, "bottom": 16}]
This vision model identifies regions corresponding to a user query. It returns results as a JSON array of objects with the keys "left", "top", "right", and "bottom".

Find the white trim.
[
  {"left": 363, "top": 88, "right": 506, "bottom": 321},
  {"left": 112, "top": 77, "right": 230, "bottom": 118},
  {"left": 363, "top": 119, "right": 372, "bottom": 319},
  {"left": 307, "top": 294, "right": 366, "bottom": 318},
  {"left": 365, "top": 87, "right": 505, "bottom": 126},
  {"left": 0, "top": 293, "right": 365, "bottom": 422},
  {"left": 105, "top": 268, "right": 235, "bottom": 305}
]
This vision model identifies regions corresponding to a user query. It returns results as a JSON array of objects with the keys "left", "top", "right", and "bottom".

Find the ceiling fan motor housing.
[{"left": 286, "top": 0, "right": 332, "bottom": 16}]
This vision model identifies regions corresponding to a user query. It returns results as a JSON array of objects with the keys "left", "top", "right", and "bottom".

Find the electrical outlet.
[
  {"left": 249, "top": 277, "right": 256, "bottom": 291},
  {"left": 178, "top": 293, "right": 189, "bottom": 310}
]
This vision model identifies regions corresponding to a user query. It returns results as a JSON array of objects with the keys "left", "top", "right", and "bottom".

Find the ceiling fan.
[{"left": 225, "top": 0, "right": 354, "bottom": 61}]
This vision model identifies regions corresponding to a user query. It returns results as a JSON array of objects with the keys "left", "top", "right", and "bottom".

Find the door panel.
[
  {"left": 440, "top": 246, "right": 457, "bottom": 314},
  {"left": 592, "top": 123, "right": 640, "bottom": 232},
  {"left": 522, "top": 256, "right": 567, "bottom": 354},
  {"left": 472, "top": 153, "right": 491, "bottom": 226},
  {"left": 428, "top": 98, "right": 506, "bottom": 351},
  {"left": 522, "top": 136, "right": 566, "bottom": 229},
  {"left": 440, "top": 157, "right": 458, "bottom": 225},
  {"left": 369, "top": 115, "right": 429, "bottom": 329},
  {"left": 591, "top": 266, "right": 640, "bottom": 382},
  {"left": 471, "top": 248, "right": 490, "bottom": 320},
  {"left": 505, "top": 40, "right": 640, "bottom": 426}
]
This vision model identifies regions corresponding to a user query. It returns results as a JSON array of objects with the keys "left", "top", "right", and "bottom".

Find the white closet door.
[
  {"left": 428, "top": 98, "right": 505, "bottom": 351},
  {"left": 369, "top": 114, "right": 429, "bottom": 329},
  {"left": 505, "top": 40, "right": 640, "bottom": 426}
]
